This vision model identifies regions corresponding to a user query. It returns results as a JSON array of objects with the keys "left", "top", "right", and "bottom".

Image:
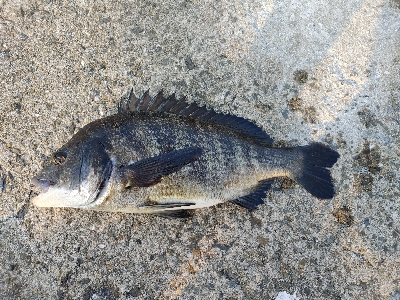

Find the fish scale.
[{"left": 31, "top": 90, "right": 340, "bottom": 218}]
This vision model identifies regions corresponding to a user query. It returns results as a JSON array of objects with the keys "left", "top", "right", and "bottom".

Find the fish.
[{"left": 31, "top": 90, "right": 340, "bottom": 218}]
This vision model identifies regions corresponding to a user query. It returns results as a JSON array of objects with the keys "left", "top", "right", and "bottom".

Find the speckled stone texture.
[{"left": 0, "top": 0, "right": 399, "bottom": 299}]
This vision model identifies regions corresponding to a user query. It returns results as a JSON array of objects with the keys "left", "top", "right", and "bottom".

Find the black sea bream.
[{"left": 31, "top": 90, "right": 340, "bottom": 217}]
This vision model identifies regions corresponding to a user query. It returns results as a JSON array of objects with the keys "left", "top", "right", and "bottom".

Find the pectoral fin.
[{"left": 120, "top": 147, "right": 203, "bottom": 187}]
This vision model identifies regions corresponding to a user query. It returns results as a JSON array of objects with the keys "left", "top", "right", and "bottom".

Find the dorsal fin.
[{"left": 119, "top": 89, "right": 274, "bottom": 146}]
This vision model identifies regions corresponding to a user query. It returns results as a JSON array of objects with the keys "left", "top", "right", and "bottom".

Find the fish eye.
[{"left": 52, "top": 152, "right": 67, "bottom": 165}]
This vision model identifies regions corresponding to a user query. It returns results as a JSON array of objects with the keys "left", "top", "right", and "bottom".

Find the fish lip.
[{"left": 30, "top": 177, "right": 55, "bottom": 192}]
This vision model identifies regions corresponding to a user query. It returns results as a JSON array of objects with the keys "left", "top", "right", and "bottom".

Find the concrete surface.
[{"left": 0, "top": 0, "right": 399, "bottom": 299}]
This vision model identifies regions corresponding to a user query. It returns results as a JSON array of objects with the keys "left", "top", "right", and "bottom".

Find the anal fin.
[
  {"left": 230, "top": 178, "right": 276, "bottom": 210},
  {"left": 153, "top": 210, "right": 193, "bottom": 218}
]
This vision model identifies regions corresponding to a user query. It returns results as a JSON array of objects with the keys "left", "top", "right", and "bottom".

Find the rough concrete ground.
[{"left": 0, "top": 0, "right": 399, "bottom": 299}]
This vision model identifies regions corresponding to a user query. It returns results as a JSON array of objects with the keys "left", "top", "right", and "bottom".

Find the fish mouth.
[
  {"left": 30, "top": 177, "right": 58, "bottom": 207},
  {"left": 30, "top": 177, "right": 68, "bottom": 207},
  {"left": 31, "top": 177, "right": 56, "bottom": 192}
]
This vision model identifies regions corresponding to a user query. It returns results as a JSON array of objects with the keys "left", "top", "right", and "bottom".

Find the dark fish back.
[{"left": 119, "top": 89, "right": 274, "bottom": 146}]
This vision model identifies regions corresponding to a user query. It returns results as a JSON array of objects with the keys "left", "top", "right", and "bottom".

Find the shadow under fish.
[{"left": 31, "top": 90, "right": 340, "bottom": 218}]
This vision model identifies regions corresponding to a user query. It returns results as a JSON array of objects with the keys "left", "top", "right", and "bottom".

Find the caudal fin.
[{"left": 293, "top": 143, "right": 340, "bottom": 199}]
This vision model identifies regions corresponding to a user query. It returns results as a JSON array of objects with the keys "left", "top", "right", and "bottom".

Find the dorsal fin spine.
[
  {"left": 208, "top": 114, "right": 219, "bottom": 122},
  {"left": 181, "top": 103, "right": 200, "bottom": 116},
  {"left": 139, "top": 90, "right": 152, "bottom": 111},
  {"left": 123, "top": 89, "right": 140, "bottom": 112},
  {"left": 170, "top": 99, "right": 189, "bottom": 114},
  {"left": 158, "top": 94, "right": 177, "bottom": 111},
  {"left": 190, "top": 107, "right": 208, "bottom": 118},
  {"left": 148, "top": 91, "right": 165, "bottom": 111},
  {"left": 199, "top": 110, "right": 217, "bottom": 121},
  {"left": 120, "top": 89, "right": 274, "bottom": 146}
]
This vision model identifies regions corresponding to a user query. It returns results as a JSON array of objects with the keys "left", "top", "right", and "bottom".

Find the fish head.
[{"left": 31, "top": 138, "right": 113, "bottom": 208}]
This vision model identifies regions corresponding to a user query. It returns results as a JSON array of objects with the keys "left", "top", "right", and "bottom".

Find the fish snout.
[{"left": 31, "top": 177, "right": 55, "bottom": 191}]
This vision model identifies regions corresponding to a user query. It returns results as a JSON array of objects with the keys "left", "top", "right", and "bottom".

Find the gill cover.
[{"left": 77, "top": 139, "right": 113, "bottom": 206}]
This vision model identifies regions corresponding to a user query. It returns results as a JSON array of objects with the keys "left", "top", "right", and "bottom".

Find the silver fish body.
[{"left": 32, "top": 91, "right": 339, "bottom": 217}]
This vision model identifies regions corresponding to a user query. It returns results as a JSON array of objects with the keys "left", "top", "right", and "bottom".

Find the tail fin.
[{"left": 293, "top": 143, "right": 340, "bottom": 199}]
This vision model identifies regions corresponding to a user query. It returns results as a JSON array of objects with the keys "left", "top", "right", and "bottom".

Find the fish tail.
[{"left": 293, "top": 143, "right": 340, "bottom": 199}]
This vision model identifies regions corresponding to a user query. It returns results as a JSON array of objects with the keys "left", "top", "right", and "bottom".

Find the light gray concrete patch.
[{"left": 0, "top": 0, "right": 399, "bottom": 299}]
